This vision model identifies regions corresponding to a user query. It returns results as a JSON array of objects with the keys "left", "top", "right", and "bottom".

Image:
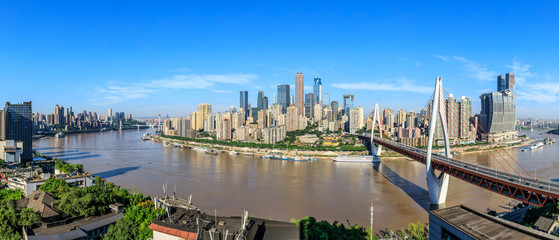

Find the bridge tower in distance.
[
  {"left": 425, "top": 77, "right": 452, "bottom": 205},
  {"left": 370, "top": 103, "right": 383, "bottom": 162}
]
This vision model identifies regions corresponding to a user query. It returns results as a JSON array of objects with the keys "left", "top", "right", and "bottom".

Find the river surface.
[{"left": 33, "top": 129, "right": 559, "bottom": 231}]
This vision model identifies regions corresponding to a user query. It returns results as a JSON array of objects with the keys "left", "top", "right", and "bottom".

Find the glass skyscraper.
[
  {"left": 313, "top": 78, "right": 322, "bottom": 104},
  {"left": 240, "top": 91, "right": 248, "bottom": 118},
  {"left": 480, "top": 73, "right": 516, "bottom": 135},
  {"left": 304, "top": 93, "right": 315, "bottom": 118},
  {"left": 1, "top": 101, "right": 33, "bottom": 162},
  {"left": 277, "top": 84, "right": 290, "bottom": 114}
]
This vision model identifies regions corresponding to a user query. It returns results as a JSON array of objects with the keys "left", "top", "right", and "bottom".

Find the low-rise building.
[
  {"left": 429, "top": 205, "right": 558, "bottom": 240},
  {"left": 535, "top": 216, "right": 559, "bottom": 235},
  {"left": 7, "top": 173, "right": 95, "bottom": 196},
  {"left": 0, "top": 140, "right": 24, "bottom": 163},
  {"left": 149, "top": 207, "right": 299, "bottom": 240}
]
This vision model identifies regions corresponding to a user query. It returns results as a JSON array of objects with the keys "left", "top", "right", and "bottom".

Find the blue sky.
[{"left": 1, "top": 1, "right": 558, "bottom": 118}]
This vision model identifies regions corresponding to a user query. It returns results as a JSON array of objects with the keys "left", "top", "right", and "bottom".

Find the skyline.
[{"left": 2, "top": 1, "right": 558, "bottom": 118}]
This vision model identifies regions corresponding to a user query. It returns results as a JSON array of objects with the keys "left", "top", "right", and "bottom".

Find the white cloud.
[
  {"left": 453, "top": 56, "right": 497, "bottom": 81},
  {"left": 168, "top": 67, "right": 191, "bottom": 72},
  {"left": 518, "top": 82, "right": 559, "bottom": 104},
  {"left": 507, "top": 60, "right": 533, "bottom": 85},
  {"left": 435, "top": 55, "right": 449, "bottom": 61},
  {"left": 331, "top": 78, "right": 432, "bottom": 94},
  {"left": 92, "top": 73, "right": 257, "bottom": 104},
  {"left": 212, "top": 90, "right": 233, "bottom": 93}
]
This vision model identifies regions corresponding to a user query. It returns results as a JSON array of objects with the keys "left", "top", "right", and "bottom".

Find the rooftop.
[
  {"left": 431, "top": 205, "right": 559, "bottom": 240},
  {"left": 25, "top": 212, "right": 123, "bottom": 239}
]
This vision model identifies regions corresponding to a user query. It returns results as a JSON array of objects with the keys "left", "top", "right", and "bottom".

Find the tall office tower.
[
  {"left": 1, "top": 102, "right": 33, "bottom": 163},
  {"left": 459, "top": 96, "right": 472, "bottom": 139},
  {"left": 396, "top": 109, "right": 406, "bottom": 127},
  {"left": 405, "top": 112, "right": 416, "bottom": 128},
  {"left": 382, "top": 108, "right": 394, "bottom": 127},
  {"left": 304, "top": 93, "right": 315, "bottom": 119},
  {"left": 277, "top": 84, "right": 290, "bottom": 114},
  {"left": 54, "top": 105, "right": 64, "bottom": 125},
  {"left": 331, "top": 101, "right": 339, "bottom": 120},
  {"left": 108, "top": 108, "right": 112, "bottom": 119},
  {"left": 286, "top": 104, "right": 299, "bottom": 131},
  {"left": 257, "top": 91, "right": 265, "bottom": 110},
  {"left": 479, "top": 73, "right": 517, "bottom": 139},
  {"left": 262, "top": 97, "right": 268, "bottom": 110},
  {"left": 313, "top": 78, "right": 322, "bottom": 104},
  {"left": 295, "top": 72, "right": 304, "bottom": 116},
  {"left": 313, "top": 103, "right": 323, "bottom": 124},
  {"left": 446, "top": 94, "right": 459, "bottom": 138},
  {"left": 240, "top": 91, "right": 248, "bottom": 113},
  {"left": 229, "top": 106, "right": 237, "bottom": 114}
]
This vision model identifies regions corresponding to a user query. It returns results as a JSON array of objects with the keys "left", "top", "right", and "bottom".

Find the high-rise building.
[
  {"left": 295, "top": 72, "right": 304, "bottom": 116},
  {"left": 405, "top": 112, "right": 416, "bottom": 129},
  {"left": 54, "top": 105, "right": 64, "bottom": 125},
  {"left": 447, "top": 94, "right": 459, "bottom": 138},
  {"left": 196, "top": 103, "right": 212, "bottom": 130},
  {"left": 313, "top": 78, "right": 322, "bottom": 104},
  {"left": 262, "top": 96, "right": 268, "bottom": 110},
  {"left": 459, "top": 96, "right": 472, "bottom": 139},
  {"left": 257, "top": 91, "right": 265, "bottom": 110},
  {"left": 396, "top": 109, "right": 406, "bottom": 127},
  {"left": 286, "top": 104, "right": 299, "bottom": 132},
  {"left": 382, "top": 108, "right": 394, "bottom": 128},
  {"left": 239, "top": 91, "right": 248, "bottom": 113},
  {"left": 258, "top": 110, "right": 268, "bottom": 129},
  {"left": 314, "top": 103, "right": 323, "bottom": 124},
  {"left": 1, "top": 102, "right": 33, "bottom": 163},
  {"left": 331, "top": 101, "right": 339, "bottom": 120},
  {"left": 304, "top": 93, "right": 315, "bottom": 119},
  {"left": 349, "top": 107, "right": 364, "bottom": 133},
  {"left": 479, "top": 73, "right": 516, "bottom": 140},
  {"left": 277, "top": 84, "right": 290, "bottom": 114}
]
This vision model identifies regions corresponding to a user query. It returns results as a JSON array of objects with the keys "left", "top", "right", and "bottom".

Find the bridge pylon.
[
  {"left": 426, "top": 77, "right": 452, "bottom": 205},
  {"left": 370, "top": 103, "right": 383, "bottom": 162}
]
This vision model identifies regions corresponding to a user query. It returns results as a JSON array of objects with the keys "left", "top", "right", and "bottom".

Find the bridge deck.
[{"left": 359, "top": 135, "right": 559, "bottom": 206}]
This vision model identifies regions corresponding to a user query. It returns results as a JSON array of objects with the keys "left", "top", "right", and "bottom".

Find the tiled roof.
[{"left": 149, "top": 222, "right": 198, "bottom": 240}]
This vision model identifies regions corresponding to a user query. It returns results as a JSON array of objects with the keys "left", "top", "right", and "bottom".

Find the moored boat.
[{"left": 333, "top": 155, "right": 379, "bottom": 163}]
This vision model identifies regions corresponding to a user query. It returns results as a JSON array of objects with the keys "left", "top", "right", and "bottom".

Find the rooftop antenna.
[
  {"left": 173, "top": 185, "right": 176, "bottom": 201},
  {"left": 188, "top": 194, "right": 192, "bottom": 208}
]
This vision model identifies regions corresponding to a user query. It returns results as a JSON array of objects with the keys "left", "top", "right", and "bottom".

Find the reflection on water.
[{"left": 33, "top": 130, "right": 559, "bottom": 230}]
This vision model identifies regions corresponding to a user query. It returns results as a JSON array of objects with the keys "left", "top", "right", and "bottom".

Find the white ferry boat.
[
  {"left": 522, "top": 142, "right": 544, "bottom": 152},
  {"left": 333, "top": 155, "right": 379, "bottom": 163}
]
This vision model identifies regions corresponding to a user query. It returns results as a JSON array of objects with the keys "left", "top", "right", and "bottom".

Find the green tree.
[
  {"left": 103, "top": 218, "right": 139, "bottom": 240},
  {"left": 38, "top": 177, "right": 69, "bottom": 197},
  {"left": 406, "top": 220, "right": 427, "bottom": 240}
]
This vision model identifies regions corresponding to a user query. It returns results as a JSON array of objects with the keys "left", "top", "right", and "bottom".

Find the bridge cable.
[{"left": 442, "top": 90, "right": 513, "bottom": 179}]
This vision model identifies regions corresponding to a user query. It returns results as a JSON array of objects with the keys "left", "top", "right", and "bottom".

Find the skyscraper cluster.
[{"left": 163, "top": 72, "right": 367, "bottom": 143}]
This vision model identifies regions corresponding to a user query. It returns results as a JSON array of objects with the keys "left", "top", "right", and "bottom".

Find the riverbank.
[
  {"left": 33, "top": 126, "right": 152, "bottom": 139},
  {"left": 156, "top": 135, "right": 369, "bottom": 159}
]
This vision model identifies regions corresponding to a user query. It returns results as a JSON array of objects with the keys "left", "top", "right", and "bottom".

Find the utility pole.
[{"left": 370, "top": 204, "right": 374, "bottom": 240}]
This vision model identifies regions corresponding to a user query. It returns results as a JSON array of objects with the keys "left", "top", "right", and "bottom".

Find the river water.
[{"left": 33, "top": 129, "right": 559, "bottom": 231}]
